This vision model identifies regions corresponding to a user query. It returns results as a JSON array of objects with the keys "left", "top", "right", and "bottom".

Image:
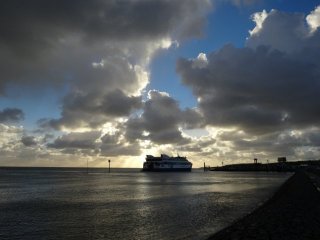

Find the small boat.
[{"left": 142, "top": 154, "right": 192, "bottom": 172}]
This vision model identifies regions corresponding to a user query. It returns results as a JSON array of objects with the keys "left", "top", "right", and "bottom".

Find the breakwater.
[
  {"left": 210, "top": 160, "right": 320, "bottom": 172},
  {"left": 207, "top": 171, "right": 320, "bottom": 240}
]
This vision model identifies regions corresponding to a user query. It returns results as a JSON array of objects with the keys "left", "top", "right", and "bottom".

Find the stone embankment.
[{"left": 208, "top": 171, "right": 320, "bottom": 240}]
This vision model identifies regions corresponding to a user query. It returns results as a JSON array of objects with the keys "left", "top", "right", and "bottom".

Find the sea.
[{"left": 0, "top": 168, "right": 290, "bottom": 240}]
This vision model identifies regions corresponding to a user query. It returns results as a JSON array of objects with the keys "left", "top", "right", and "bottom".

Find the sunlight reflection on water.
[{"left": 0, "top": 168, "right": 290, "bottom": 240}]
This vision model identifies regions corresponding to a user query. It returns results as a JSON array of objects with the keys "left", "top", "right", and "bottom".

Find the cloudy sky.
[{"left": 1, "top": 0, "right": 320, "bottom": 168}]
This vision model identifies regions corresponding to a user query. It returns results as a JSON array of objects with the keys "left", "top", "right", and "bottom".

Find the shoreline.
[{"left": 207, "top": 171, "right": 320, "bottom": 240}]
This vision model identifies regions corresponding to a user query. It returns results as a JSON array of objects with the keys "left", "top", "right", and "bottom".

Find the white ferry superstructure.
[{"left": 142, "top": 154, "right": 192, "bottom": 172}]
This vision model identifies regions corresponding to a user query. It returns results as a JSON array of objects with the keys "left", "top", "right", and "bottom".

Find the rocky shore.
[{"left": 208, "top": 171, "right": 320, "bottom": 240}]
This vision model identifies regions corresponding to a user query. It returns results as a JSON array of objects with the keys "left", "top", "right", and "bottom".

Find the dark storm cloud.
[
  {"left": 43, "top": 54, "right": 149, "bottom": 130},
  {"left": 125, "top": 90, "right": 202, "bottom": 144},
  {"left": 216, "top": 128, "right": 320, "bottom": 159},
  {"left": 100, "top": 89, "right": 142, "bottom": 116},
  {"left": 45, "top": 89, "right": 142, "bottom": 130},
  {"left": 175, "top": 6, "right": 320, "bottom": 160},
  {"left": 100, "top": 142, "right": 141, "bottom": 157},
  {"left": 0, "top": 0, "right": 208, "bottom": 49},
  {"left": 100, "top": 132, "right": 141, "bottom": 157},
  {"left": 181, "top": 108, "right": 205, "bottom": 129},
  {"left": 21, "top": 136, "right": 37, "bottom": 147},
  {"left": 47, "top": 130, "right": 140, "bottom": 157},
  {"left": 0, "top": 0, "right": 211, "bottom": 91},
  {"left": 247, "top": 9, "right": 320, "bottom": 53},
  {"left": 148, "top": 129, "right": 188, "bottom": 145},
  {"left": 179, "top": 137, "right": 216, "bottom": 153},
  {"left": 48, "top": 131, "right": 101, "bottom": 149},
  {"left": 0, "top": 0, "right": 211, "bottom": 132},
  {"left": 125, "top": 118, "right": 145, "bottom": 142},
  {"left": 59, "top": 89, "right": 142, "bottom": 118},
  {"left": 0, "top": 108, "right": 24, "bottom": 123},
  {"left": 143, "top": 91, "right": 184, "bottom": 132},
  {"left": 177, "top": 43, "right": 320, "bottom": 134},
  {"left": 176, "top": 7, "right": 320, "bottom": 135}
]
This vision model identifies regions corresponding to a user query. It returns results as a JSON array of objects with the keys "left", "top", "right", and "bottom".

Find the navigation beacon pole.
[{"left": 108, "top": 159, "right": 111, "bottom": 173}]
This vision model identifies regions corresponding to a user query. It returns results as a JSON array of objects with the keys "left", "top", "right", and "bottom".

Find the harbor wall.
[
  {"left": 207, "top": 171, "right": 320, "bottom": 240},
  {"left": 210, "top": 160, "right": 320, "bottom": 172}
]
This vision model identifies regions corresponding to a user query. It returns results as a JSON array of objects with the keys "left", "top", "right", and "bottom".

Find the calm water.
[{"left": 0, "top": 168, "right": 290, "bottom": 240}]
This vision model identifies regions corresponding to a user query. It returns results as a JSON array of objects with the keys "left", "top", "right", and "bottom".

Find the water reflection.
[{"left": 0, "top": 169, "right": 290, "bottom": 240}]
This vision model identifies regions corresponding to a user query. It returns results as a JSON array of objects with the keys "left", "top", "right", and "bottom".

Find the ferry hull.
[{"left": 142, "top": 168, "right": 192, "bottom": 172}]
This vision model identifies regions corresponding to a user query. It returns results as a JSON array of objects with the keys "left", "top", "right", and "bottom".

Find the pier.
[{"left": 210, "top": 159, "right": 320, "bottom": 172}]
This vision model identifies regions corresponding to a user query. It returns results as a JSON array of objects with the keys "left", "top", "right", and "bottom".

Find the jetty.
[{"left": 210, "top": 159, "right": 320, "bottom": 172}]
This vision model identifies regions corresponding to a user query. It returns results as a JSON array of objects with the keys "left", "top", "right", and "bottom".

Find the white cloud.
[
  {"left": 307, "top": 6, "right": 320, "bottom": 32},
  {"left": 192, "top": 53, "right": 208, "bottom": 69},
  {"left": 249, "top": 9, "right": 268, "bottom": 36},
  {"left": 0, "top": 124, "right": 23, "bottom": 147}
]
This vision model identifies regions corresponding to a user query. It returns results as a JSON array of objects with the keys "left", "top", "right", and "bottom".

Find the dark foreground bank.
[{"left": 208, "top": 171, "right": 320, "bottom": 240}]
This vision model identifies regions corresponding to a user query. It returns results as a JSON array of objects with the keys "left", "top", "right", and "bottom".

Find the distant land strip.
[
  {"left": 207, "top": 170, "right": 320, "bottom": 240},
  {"left": 210, "top": 160, "right": 320, "bottom": 172}
]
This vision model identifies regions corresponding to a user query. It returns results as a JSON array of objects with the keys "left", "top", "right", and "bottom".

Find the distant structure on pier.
[{"left": 254, "top": 158, "right": 258, "bottom": 164}]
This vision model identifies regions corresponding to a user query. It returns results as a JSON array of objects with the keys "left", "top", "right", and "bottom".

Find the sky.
[{"left": 1, "top": 0, "right": 320, "bottom": 168}]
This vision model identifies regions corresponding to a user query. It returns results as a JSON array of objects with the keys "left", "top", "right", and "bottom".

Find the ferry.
[{"left": 142, "top": 154, "right": 192, "bottom": 172}]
